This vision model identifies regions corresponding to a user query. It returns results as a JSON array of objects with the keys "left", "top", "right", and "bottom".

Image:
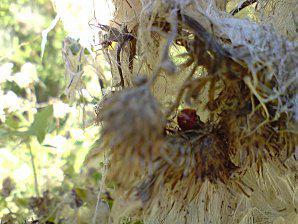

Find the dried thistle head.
[
  {"left": 122, "top": 127, "right": 242, "bottom": 222},
  {"left": 203, "top": 75, "right": 297, "bottom": 173},
  {"left": 137, "top": 180, "right": 243, "bottom": 224},
  {"left": 100, "top": 86, "right": 165, "bottom": 185},
  {"left": 222, "top": 104, "right": 297, "bottom": 173},
  {"left": 165, "top": 127, "right": 238, "bottom": 184},
  {"left": 133, "top": 124, "right": 238, "bottom": 206},
  {"left": 95, "top": 5, "right": 298, "bottom": 223},
  {"left": 101, "top": 86, "right": 164, "bottom": 152}
]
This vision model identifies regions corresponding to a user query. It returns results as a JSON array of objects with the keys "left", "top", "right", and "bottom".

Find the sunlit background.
[{"left": 0, "top": 0, "right": 115, "bottom": 222}]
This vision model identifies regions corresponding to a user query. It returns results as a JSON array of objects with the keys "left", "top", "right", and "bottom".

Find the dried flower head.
[
  {"left": 92, "top": 2, "right": 298, "bottom": 223},
  {"left": 122, "top": 126, "right": 242, "bottom": 222},
  {"left": 164, "top": 127, "right": 238, "bottom": 184},
  {"left": 226, "top": 110, "right": 297, "bottom": 170},
  {"left": 101, "top": 86, "right": 165, "bottom": 185},
  {"left": 101, "top": 86, "right": 164, "bottom": 151},
  {"left": 132, "top": 125, "right": 238, "bottom": 205}
]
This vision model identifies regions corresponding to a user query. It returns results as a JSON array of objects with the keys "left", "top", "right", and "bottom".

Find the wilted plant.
[
  {"left": 99, "top": 84, "right": 165, "bottom": 188},
  {"left": 80, "top": 0, "right": 298, "bottom": 223}
]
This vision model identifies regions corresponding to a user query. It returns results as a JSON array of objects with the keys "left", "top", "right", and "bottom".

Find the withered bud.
[
  {"left": 1, "top": 177, "right": 15, "bottom": 198},
  {"left": 101, "top": 86, "right": 165, "bottom": 158},
  {"left": 161, "top": 129, "right": 237, "bottom": 184}
]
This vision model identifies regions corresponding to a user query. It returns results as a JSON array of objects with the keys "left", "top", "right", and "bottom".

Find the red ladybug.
[{"left": 177, "top": 109, "right": 203, "bottom": 131}]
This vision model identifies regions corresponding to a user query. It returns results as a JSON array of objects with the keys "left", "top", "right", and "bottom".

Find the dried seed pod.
[
  {"left": 226, "top": 110, "right": 297, "bottom": 170},
  {"left": 203, "top": 77, "right": 297, "bottom": 171},
  {"left": 131, "top": 127, "right": 240, "bottom": 214},
  {"left": 146, "top": 125, "right": 238, "bottom": 194},
  {"left": 101, "top": 86, "right": 164, "bottom": 152},
  {"left": 101, "top": 86, "right": 165, "bottom": 186}
]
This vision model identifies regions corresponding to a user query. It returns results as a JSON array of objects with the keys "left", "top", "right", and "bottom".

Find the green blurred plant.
[{"left": 0, "top": 1, "right": 105, "bottom": 223}]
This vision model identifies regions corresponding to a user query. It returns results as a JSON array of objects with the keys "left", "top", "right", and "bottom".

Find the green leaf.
[
  {"left": 28, "top": 105, "right": 53, "bottom": 143},
  {"left": 0, "top": 129, "right": 30, "bottom": 145},
  {"left": 84, "top": 48, "right": 90, "bottom": 55},
  {"left": 14, "top": 197, "right": 29, "bottom": 208},
  {"left": 91, "top": 171, "right": 102, "bottom": 182},
  {"left": 73, "top": 187, "right": 87, "bottom": 201},
  {"left": 74, "top": 141, "right": 84, "bottom": 146},
  {"left": 0, "top": 197, "right": 7, "bottom": 210},
  {"left": 42, "top": 144, "right": 57, "bottom": 148},
  {"left": 5, "top": 115, "right": 20, "bottom": 129}
]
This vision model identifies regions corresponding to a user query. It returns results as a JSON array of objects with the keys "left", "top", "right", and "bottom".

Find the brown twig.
[
  {"left": 125, "top": 0, "right": 133, "bottom": 8},
  {"left": 116, "top": 40, "right": 126, "bottom": 87},
  {"left": 128, "top": 28, "right": 137, "bottom": 75},
  {"left": 96, "top": 24, "right": 135, "bottom": 87},
  {"left": 116, "top": 30, "right": 135, "bottom": 87}
]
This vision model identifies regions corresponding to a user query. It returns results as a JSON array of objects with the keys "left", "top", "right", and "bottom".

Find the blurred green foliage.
[
  {"left": 0, "top": 1, "right": 107, "bottom": 223},
  {"left": 1, "top": 0, "right": 66, "bottom": 101}
]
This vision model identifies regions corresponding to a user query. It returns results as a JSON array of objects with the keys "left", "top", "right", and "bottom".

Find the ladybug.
[{"left": 177, "top": 108, "right": 204, "bottom": 131}]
